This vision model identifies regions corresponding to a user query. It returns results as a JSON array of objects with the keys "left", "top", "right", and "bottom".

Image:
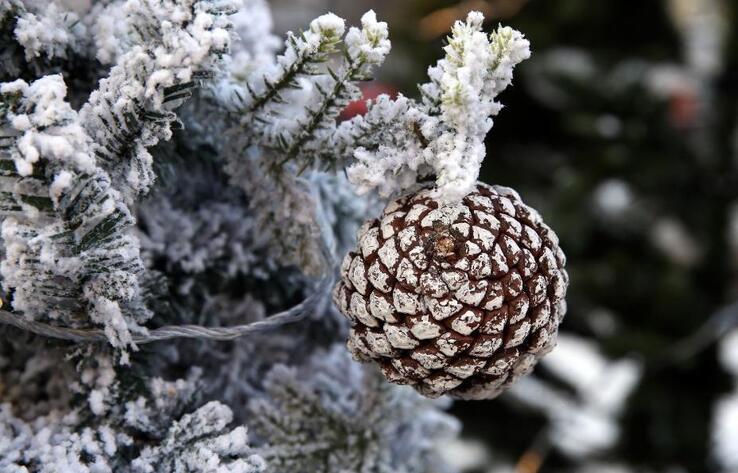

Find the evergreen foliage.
[{"left": 0, "top": 1, "right": 529, "bottom": 470}]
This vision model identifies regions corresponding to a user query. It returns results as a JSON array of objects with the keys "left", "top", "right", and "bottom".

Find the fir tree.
[{"left": 0, "top": 1, "right": 530, "bottom": 471}]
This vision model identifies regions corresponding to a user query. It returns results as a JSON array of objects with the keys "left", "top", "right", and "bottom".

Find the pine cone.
[{"left": 333, "top": 183, "right": 568, "bottom": 399}]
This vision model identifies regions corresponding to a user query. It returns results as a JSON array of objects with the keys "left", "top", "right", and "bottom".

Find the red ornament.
[
  {"left": 340, "top": 83, "right": 398, "bottom": 120},
  {"left": 668, "top": 88, "right": 699, "bottom": 129}
]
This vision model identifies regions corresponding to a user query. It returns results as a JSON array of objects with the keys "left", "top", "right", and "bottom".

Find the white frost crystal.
[
  {"left": 345, "top": 10, "right": 391, "bottom": 73},
  {"left": 1, "top": 74, "right": 146, "bottom": 354},
  {"left": 346, "top": 13, "right": 530, "bottom": 204},
  {"left": 249, "top": 345, "right": 459, "bottom": 473},
  {"left": 13, "top": 3, "right": 84, "bottom": 60},
  {"left": 0, "top": 1, "right": 529, "bottom": 470},
  {"left": 0, "top": 0, "right": 240, "bottom": 354},
  {"left": 132, "top": 402, "right": 265, "bottom": 473},
  {"left": 216, "top": 8, "right": 390, "bottom": 273},
  {"left": 1, "top": 76, "right": 95, "bottom": 175},
  {"left": 82, "top": 0, "right": 236, "bottom": 201}
]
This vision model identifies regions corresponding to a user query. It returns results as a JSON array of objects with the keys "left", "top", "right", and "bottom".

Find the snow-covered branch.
[
  {"left": 217, "top": 10, "right": 390, "bottom": 274},
  {"left": 81, "top": 0, "right": 236, "bottom": 202},
  {"left": 250, "top": 345, "right": 458, "bottom": 473},
  {"left": 347, "top": 13, "right": 530, "bottom": 203},
  {"left": 0, "top": 75, "right": 147, "bottom": 356}
]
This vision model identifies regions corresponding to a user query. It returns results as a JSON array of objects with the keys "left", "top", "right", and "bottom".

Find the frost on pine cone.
[{"left": 333, "top": 183, "right": 568, "bottom": 399}]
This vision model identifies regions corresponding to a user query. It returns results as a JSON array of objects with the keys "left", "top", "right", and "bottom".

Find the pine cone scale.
[{"left": 334, "top": 183, "right": 568, "bottom": 399}]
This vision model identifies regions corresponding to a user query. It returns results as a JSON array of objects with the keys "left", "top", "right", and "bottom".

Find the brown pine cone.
[{"left": 332, "top": 183, "right": 568, "bottom": 399}]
